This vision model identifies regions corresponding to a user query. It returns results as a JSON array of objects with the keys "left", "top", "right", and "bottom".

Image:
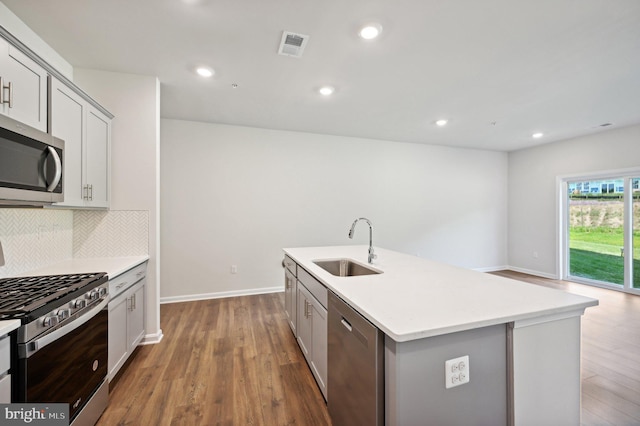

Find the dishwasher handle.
[{"left": 341, "top": 317, "right": 353, "bottom": 332}]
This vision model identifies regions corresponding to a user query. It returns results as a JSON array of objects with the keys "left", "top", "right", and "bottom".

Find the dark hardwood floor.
[
  {"left": 99, "top": 272, "right": 640, "bottom": 425},
  {"left": 98, "top": 294, "right": 331, "bottom": 425}
]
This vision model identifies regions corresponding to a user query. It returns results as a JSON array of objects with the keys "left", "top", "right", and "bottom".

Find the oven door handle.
[{"left": 21, "top": 298, "right": 108, "bottom": 358}]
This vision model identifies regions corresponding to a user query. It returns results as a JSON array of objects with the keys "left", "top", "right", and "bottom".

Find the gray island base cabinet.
[
  {"left": 296, "top": 267, "right": 328, "bottom": 400},
  {"left": 283, "top": 256, "right": 297, "bottom": 334},
  {"left": 386, "top": 324, "right": 507, "bottom": 425},
  {"left": 283, "top": 255, "right": 328, "bottom": 400},
  {"left": 283, "top": 246, "right": 598, "bottom": 426}
]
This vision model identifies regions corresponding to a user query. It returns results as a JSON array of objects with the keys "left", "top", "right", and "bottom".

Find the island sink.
[{"left": 313, "top": 258, "right": 382, "bottom": 277}]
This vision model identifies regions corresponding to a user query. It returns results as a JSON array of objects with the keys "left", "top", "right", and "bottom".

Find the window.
[{"left": 563, "top": 174, "right": 640, "bottom": 294}]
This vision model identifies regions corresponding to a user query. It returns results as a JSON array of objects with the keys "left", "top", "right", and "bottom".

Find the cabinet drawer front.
[
  {"left": 284, "top": 255, "right": 297, "bottom": 276},
  {"left": 109, "top": 262, "right": 147, "bottom": 298},
  {"left": 0, "top": 336, "right": 9, "bottom": 373},
  {"left": 297, "top": 267, "right": 327, "bottom": 309}
]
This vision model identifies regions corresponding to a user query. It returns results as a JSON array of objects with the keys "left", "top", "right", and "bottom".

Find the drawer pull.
[{"left": 115, "top": 281, "right": 129, "bottom": 290}]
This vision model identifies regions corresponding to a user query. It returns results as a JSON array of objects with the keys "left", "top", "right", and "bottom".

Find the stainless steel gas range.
[{"left": 0, "top": 272, "right": 109, "bottom": 426}]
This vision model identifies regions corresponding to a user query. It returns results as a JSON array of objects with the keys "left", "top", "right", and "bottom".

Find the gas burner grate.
[{"left": 0, "top": 272, "right": 107, "bottom": 319}]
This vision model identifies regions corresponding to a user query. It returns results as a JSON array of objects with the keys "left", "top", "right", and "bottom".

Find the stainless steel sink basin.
[{"left": 313, "top": 259, "right": 382, "bottom": 277}]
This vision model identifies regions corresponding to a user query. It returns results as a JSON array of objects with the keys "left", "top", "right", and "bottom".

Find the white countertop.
[
  {"left": 18, "top": 256, "right": 149, "bottom": 279},
  {"left": 0, "top": 319, "right": 20, "bottom": 336},
  {"left": 284, "top": 246, "right": 598, "bottom": 342}
]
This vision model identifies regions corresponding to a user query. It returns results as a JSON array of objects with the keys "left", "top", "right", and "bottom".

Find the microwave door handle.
[{"left": 46, "top": 146, "right": 62, "bottom": 192}]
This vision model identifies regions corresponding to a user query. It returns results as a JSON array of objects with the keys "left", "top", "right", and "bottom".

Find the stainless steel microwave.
[{"left": 0, "top": 114, "right": 64, "bottom": 206}]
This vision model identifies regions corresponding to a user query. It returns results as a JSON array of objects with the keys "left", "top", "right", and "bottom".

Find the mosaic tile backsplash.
[
  {"left": 0, "top": 209, "right": 148, "bottom": 278},
  {"left": 73, "top": 210, "right": 148, "bottom": 258},
  {"left": 0, "top": 209, "right": 73, "bottom": 278}
]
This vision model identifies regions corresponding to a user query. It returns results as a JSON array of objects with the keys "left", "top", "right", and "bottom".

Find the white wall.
[
  {"left": 0, "top": 1, "right": 73, "bottom": 79},
  {"left": 508, "top": 124, "right": 640, "bottom": 277},
  {"left": 161, "top": 119, "right": 508, "bottom": 300},
  {"left": 74, "top": 69, "right": 162, "bottom": 342}
]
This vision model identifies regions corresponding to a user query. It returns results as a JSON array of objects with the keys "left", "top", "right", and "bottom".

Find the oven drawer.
[
  {"left": 0, "top": 335, "right": 9, "bottom": 374},
  {"left": 109, "top": 262, "right": 147, "bottom": 298}
]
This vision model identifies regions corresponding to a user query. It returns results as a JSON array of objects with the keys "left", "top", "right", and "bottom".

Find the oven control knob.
[
  {"left": 42, "top": 315, "right": 59, "bottom": 327},
  {"left": 72, "top": 299, "right": 86, "bottom": 309},
  {"left": 86, "top": 290, "right": 99, "bottom": 301},
  {"left": 56, "top": 309, "right": 71, "bottom": 320},
  {"left": 98, "top": 287, "right": 108, "bottom": 297}
]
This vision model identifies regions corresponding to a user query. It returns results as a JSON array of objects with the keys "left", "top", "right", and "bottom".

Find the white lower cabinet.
[
  {"left": 0, "top": 375, "right": 10, "bottom": 403},
  {"left": 108, "top": 263, "right": 147, "bottom": 381},
  {"left": 296, "top": 278, "right": 328, "bottom": 400},
  {"left": 0, "top": 335, "right": 10, "bottom": 403}
]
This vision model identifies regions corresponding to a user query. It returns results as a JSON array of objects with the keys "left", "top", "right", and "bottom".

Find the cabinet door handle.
[
  {"left": 0, "top": 78, "right": 11, "bottom": 108},
  {"left": 7, "top": 81, "right": 12, "bottom": 108},
  {"left": 89, "top": 184, "right": 93, "bottom": 201},
  {"left": 132, "top": 293, "right": 136, "bottom": 310},
  {"left": 116, "top": 281, "right": 128, "bottom": 290},
  {"left": 83, "top": 185, "right": 88, "bottom": 200},
  {"left": 304, "top": 299, "right": 312, "bottom": 318}
]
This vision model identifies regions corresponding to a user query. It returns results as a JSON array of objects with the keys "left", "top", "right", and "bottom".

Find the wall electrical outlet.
[{"left": 445, "top": 355, "right": 470, "bottom": 389}]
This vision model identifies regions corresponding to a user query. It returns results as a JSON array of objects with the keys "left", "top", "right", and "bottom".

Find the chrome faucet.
[{"left": 348, "top": 217, "right": 376, "bottom": 264}]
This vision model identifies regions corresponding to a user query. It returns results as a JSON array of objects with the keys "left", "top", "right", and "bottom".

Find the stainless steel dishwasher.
[{"left": 328, "top": 291, "right": 384, "bottom": 426}]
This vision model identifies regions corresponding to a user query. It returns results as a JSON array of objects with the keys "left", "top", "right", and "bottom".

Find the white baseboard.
[
  {"left": 473, "top": 265, "right": 509, "bottom": 273},
  {"left": 141, "top": 330, "right": 164, "bottom": 345},
  {"left": 160, "top": 286, "right": 283, "bottom": 305},
  {"left": 505, "top": 266, "right": 558, "bottom": 280}
]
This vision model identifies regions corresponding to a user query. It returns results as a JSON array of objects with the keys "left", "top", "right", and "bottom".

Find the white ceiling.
[{"left": 3, "top": 0, "right": 640, "bottom": 151}]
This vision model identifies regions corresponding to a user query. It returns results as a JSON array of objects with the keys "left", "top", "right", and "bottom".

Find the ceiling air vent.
[{"left": 278, "top": 31, "right": 309, "bottom": 58}]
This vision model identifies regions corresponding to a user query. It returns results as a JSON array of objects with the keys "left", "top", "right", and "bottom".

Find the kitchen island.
[{"left": 284, "top": 245, "right": 598, "bottom": 426}]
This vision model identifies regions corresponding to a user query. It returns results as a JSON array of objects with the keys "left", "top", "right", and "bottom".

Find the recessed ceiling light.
[
  {"left": 319, "top": 86, "right": 335, "bottom": 96},
  {"left": 435, "top": 119, "right": 448, "bottom": 127},
  {"left": 532, "top": 132, "right": 544, "bottom": 139},
  {"left": 196, "top": 67, "right": 214, "bottom": 78},
  {"left": 359, "top": 24, "right": 382, "bottom": 40}
]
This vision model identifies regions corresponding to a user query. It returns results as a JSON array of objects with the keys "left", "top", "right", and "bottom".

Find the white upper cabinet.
[
  {"left": 84, "top": 107, "right": 110, "bottom": 208},
  {"left": 1, "top": 31, "right": 112, "bottom": 209},
  {"left": 0, "top": 36, "right": 48, "bottom": 132},
  {"left": 51, "top": 77, "right": 110, "bottom": 209},
  {"left": 51, "top": 77, "right": 85, "bottom": 206}
]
